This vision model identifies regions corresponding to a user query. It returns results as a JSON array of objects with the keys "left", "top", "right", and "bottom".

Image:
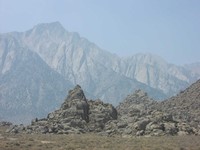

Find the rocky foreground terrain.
[
  {"left": 4, "top": 79, "right": 200, "bottom": 137},
  {"left": 1, "top": 80, "right": 200, "bottom": 149},
  {"left": 1, "top": 126, "right": 200, "bottom": 150}
]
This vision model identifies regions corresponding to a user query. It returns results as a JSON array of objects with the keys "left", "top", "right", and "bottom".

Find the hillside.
[{"left": 156, "top": 79, "right": 200, "bottom": 127}]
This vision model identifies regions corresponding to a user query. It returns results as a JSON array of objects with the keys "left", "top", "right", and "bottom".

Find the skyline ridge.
[
  {"left": 1, "top": 0, "right": 199, "bottom": 65},
  {"left": 1, "top": 21, "right": 199, "bottom": 66}
]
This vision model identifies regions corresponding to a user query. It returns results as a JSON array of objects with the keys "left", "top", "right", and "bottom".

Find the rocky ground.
[
  {"left": 1, "top": 80, "right": 200, "bottom": 149},
  {"left": 1, "top": 126, "right": 200, "bottom": 150}
]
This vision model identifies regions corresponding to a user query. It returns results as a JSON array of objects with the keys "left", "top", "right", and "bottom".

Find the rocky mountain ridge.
[
  {"left": 1, "top": 22, "right": 200, "bottom": 124},
  {"left": 20, "top": 22, "right": 200, "bottom": 97},
  {"left": 119, "top": 54, "right": 194, "bottom": 96},
  {"left": 4, "top": 22, "right": 200, "bottom": 97},
  {"left": 6, "top": 79, "right": 200, "bottom": 136}
]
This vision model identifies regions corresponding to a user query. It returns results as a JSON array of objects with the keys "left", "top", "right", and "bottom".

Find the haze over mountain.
[
  {"left": 20, "top": 22, "right": 200, "bottom": 96},
  {"left": 0, "top": 33, "right": 73, "bottom": 123},
  {"left": 1, "top": 1, "right": 200, "bottom": 65},
  {"left": 0, "top": 22, "right": 200, "bottom": 123}
]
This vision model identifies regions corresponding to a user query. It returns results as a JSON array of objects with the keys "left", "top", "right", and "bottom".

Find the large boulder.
[
  {"left": 15, "top": 85, "right": 91, "bottom": 134},
  {"left": 60, "top": 85, "right": 89, "bottom": 122},
  {"left": 87, "top": 100, "right": 117, "bottom": 132}
]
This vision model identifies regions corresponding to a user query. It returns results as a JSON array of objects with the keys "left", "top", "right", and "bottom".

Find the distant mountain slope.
[
  {"left": 116, "top": 53, "right": 193, "bottom": 96},
  {"left": 10, "top": 22, "right": 167, "bottom": 103},
  {"left": 184, "top": 62, "right": 200, "bottom": 81},
  {"left": 0, "top": 35, "right": 73, "bottom": 124},
  {"left": 18, "top": 22, "right": 199, "bottom": 98}
]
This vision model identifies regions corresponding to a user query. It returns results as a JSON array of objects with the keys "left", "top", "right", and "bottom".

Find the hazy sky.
[{"left": 0, "top": 0, "right": 200, "bottom": 65}]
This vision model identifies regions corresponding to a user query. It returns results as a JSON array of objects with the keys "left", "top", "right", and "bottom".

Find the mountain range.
[{"left": 0, "top": 22, "right": 199, "bottom": 124}]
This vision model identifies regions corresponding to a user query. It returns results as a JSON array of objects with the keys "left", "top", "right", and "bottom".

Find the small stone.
[
  {"left": 136, "top": 130, "right": 144, "bottom": 136},
  {"left": 117, "top": 122, "right": 127, "bottom": 128},
  {"left": 178, "top": 131, "right": 188, "bottom": 136}
]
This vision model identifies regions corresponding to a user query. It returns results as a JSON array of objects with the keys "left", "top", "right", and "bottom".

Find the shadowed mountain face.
[
  {"left": 0, "top": 35, "right": 73, "bottom": 124},
  {"left": 0, "top": 22, "right": 200, "bottom": 124}
]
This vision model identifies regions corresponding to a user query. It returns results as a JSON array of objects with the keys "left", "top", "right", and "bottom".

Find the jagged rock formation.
[
  {"left": 7, "top": 83, "right": 200, "bottom": 136},
  {"left": 7, "top": 85, "right": 117, "bottom": 134},
  {"left": 115, "top": 79, "right": 200, "bottom": 136},
  {"left": 113, "top": 89, "right": 199, "bottom": 136}
]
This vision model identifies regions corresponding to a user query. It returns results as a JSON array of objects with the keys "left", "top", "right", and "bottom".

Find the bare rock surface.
[
  {"left": 8, "top": 85, "right": 117, "bottom": 135},
  {"left": 8, "top": 80, "right": 200, "bottom": 136}
]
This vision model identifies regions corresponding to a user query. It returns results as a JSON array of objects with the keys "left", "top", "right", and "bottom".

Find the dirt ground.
[{"left": 0, "top": 126, "right": 200, "bottom": 150}]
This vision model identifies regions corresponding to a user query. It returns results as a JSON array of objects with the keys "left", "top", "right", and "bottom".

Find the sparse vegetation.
[{"left": 1, "top": 127, "right": 200, "bottom": 150}]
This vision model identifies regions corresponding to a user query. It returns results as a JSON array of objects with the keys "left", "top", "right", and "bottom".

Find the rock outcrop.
[
  {"left": 7, "top": 81, "right": 200, "bottom": 136},
  {"left": 7, "top": 85, "right": 117, "bottom": 134},
  {"left": 113, "top": 80, "right": 200, "bottom": 136},
  {"left": 0, "top": 121, "right": 12, "bottom": 127},
  {"left": 96, "top": 90, "right": 178, "bottom": 137}
]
